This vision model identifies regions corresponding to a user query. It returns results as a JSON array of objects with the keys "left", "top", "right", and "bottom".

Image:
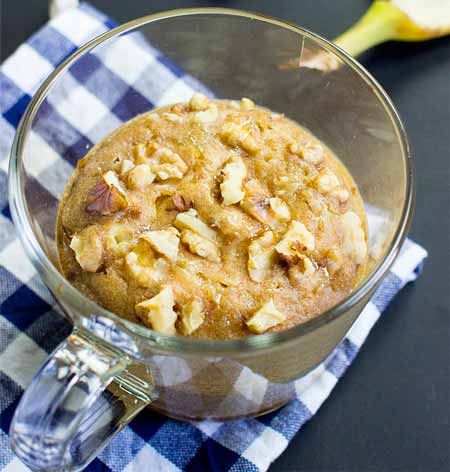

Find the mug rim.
[{"left": 8, "top": 7, "right": 414, "bottom": 355}]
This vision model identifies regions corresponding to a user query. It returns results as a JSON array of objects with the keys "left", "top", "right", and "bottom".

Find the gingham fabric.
[{"left": 0, "top": 3, "right": 427, "bottom": 471}]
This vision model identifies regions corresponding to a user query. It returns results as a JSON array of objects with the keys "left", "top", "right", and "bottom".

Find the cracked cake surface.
[{"left": 57, "top": 94, "right": 368, "bottom": 339}]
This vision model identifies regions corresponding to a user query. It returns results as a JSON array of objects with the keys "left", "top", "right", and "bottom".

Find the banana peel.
[{"left": 280, "top": 0, "right": 450, "bottom": 71}]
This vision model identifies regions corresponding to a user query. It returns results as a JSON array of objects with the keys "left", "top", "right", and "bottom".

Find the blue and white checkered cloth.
[{"left": 0, "top": 3, "right": 427, "bottom": 471}]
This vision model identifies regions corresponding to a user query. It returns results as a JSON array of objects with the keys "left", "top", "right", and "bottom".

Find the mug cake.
[{"left": 57, "top": 94, "right": 368, "bottom": 339}]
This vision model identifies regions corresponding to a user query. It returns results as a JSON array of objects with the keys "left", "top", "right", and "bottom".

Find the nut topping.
[
  {"left": 269, "top": 197, "right": 291, "bottom": 222},
  {"left": 240, "top": 97, "right": 255, "bottom": 110},
  {"left": 220, "top": 121, "right": 259, "bottom": 154},
  {"left": 246, "top": 300, "right": 286, "bottom": 334},
  {"left": 127, "top": 164, "right": 155, "bottom": 190},
  {"left": 303, "top": 143, "right": 324, "bottom": 165},
  {"left": 151, "top": 147, "right": 188, "bottom": 181},
  {"left": 105, "top": 223, "right": 134, "bottom": 257},
  {"left": 70, "top": 225, "right": 103, "bottom": 272},
  {"left": 247, "top": 231, "right": 276, "bottom": 282},
  {"left": 340, "top": 211, "right": 367, "bottom": 264},
  {"left": 180, "top": 229, "right": 221, "bottom": 262},
  {"left": 220, "top": 156, "right": 247, "bottom": 205},
  {"left": 179, "top": 298, "right": 205, "bottom": 335},
  {"left": 140, "top": 228, "right": 180, "bottom": 262},
  {"left": 275, "top": 221, "right": 315, "bottom": 258},
  {"left": 125, "top": 244, "right": 168, "bottom": 287},
  {"left": 194, "top": 104, "right": 219, "bottom": 124},
  {"left": 172, "top": 194, "right": 191, "bottom": 212},
  {"left": 189, "top": 93, "right": 210, "bottom": 111},
  {"left": 315, "top": 170, "right": 340, "bottom": 193},
  {"left": 174, "top": 209, "right": 217, "bottom": 241},
  {"left": 85, "top": 171, "right": 128, "bottom": 215},
  {"left": 135, "top": 286, "right": 177, "bottom": 334},
  {"left": 120, "top": 159, "right": 135, "bottom": 175},
  {"left": 163, "top": 112, "right": 183, "bottom": 123}
]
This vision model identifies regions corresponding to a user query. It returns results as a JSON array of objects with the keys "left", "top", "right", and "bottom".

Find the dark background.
[{"left": 1, "top": 1, "right": 449, "bottom": 470}]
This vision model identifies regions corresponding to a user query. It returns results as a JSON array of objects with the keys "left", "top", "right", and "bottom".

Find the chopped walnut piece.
[
  {"left": 140, "top": 228, "right": 179, "bottom": 262},
  {"left": 290, "top": 142, "right": 324, "bottom": 166},
  {"left": 220, "top": 156, "right": 247, "bottom": 205},
  {"left": 180, "top": 229, "right": 221, "bottom": 262},
  {"left": 275, "top": 221, "right": 315, "bottom": 258},
  {"left": 303, "top": 143, "right": 324, "bottom": 165},
  {"left": 248, "top": 231, "right": 276, "bottom": 282},
  {"left": 220, "top": 121, "right": 259, "bottom": 154},
  {"left": 151, "top": 147, "right": 188, "bottom": 181},
  {"left": 240, "top": 179, "right": 271, "bottom": 223},
  {"left": 300, "top": 256, "right": 316, "bottom": 275},
  {"left": 179, "top": 298, "right": 205, "bottom": 335},
  {"left": 340, "top": 211, "right": 367, "bottom": 264},
  {"left": 172, "top": 194, "right": 191, "bottom": 212},
  {"left": 133, "top": 143, "right": 148, "bottom": 163},
  {"left": 120, "top": 159, "right": 135, "bottom": 175},
  {"left": 241, "top": 182, "right": 291, "bottom": 228},
  {"left": 315, "top": 170, "right": 340, "bottom": 193},
  {"left": 135, "top": 286, "right": 177, "bottom": 335},
  {"left": 246, "top": 299, "right": 286, "bottom": 334},
  {"left": 269, "top": 197, "right": 291, "bottom": 222},
  {"left": 146, "top": 113, "right": 160, "bottom": 124},
  {"left": 105, "top": 223, "right": 134, "bottom": 257},
  {"left": 174, "top": 208, "right": 217, "bottom": 241},
  {"left": 189, "top": 93, "right": 210, "bottom": 111},
  {"left": 85, "top": 171, "right": 128, "bottom": 216},
  {"left": 103, "top": 171, "right": 125, "bottom": 193},
  {"left": 240, "top": 97, "right": 255, "bottom": 110},
  {"left": 125, "top": 245, "right": 168, "bottom": 287},
  {"left": 332, "top": 188, "right": 350, "bottom": 203},
  {"left": 153, "top": 183, "right": 178, "bottom": 199},
  {"left": 70, "top": 225, "right": 103, "bottom": 272},
  {"left": 288, "top": 142, "right": 302, "bottom": 155},
  {"left": 170, "top": 103, "right": 186, "bottom": 114},
  {"left": 315, "top": 168, "right": 350, "bottom": 202},
  {"left": 301, "top": 188, "right": 328, "bottom": 216},
  {"left": 133, "top": 143, "right": 188, "bottom": 181},
  {"left": 323, "top": 247, "right": 343, "bottom": 275},
  {"left": 288, "top": 256, "right": 317, "bottom": 286},
  {"left": 194, "top": 104, "right": 219, "bottom": 124},
  {"left": 163, "top": 112, "right": 183, "bottom": 123},
  {"left": 127, "top": 164, "right": 155, "bottom": 190}
]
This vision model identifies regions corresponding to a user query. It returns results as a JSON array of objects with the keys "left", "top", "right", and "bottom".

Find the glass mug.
[{"left": 8, "top": 9, "right": 413, "bottom": 472}]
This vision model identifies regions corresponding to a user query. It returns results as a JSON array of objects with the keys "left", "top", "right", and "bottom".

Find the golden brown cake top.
[{"left": 57, "top": 95, "right": 368, "bottom": 339}]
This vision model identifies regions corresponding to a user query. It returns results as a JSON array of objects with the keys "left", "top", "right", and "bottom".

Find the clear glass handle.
[{"left": 9, "top": 328, "right": 154, "bottom": 472}]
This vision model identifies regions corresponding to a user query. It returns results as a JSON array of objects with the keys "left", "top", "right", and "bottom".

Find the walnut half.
[{"left": 85, "top": 171, "right": 128, "bottom": 216}]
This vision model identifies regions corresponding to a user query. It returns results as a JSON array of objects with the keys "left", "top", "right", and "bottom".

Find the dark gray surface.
[{"left": 1, "top": 1, "right": 449, "bottom": 470}]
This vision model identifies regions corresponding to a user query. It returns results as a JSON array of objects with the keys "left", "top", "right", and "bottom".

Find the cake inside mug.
[{"left": 57, "top": 94, "right": 368, "bottom": 339}]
